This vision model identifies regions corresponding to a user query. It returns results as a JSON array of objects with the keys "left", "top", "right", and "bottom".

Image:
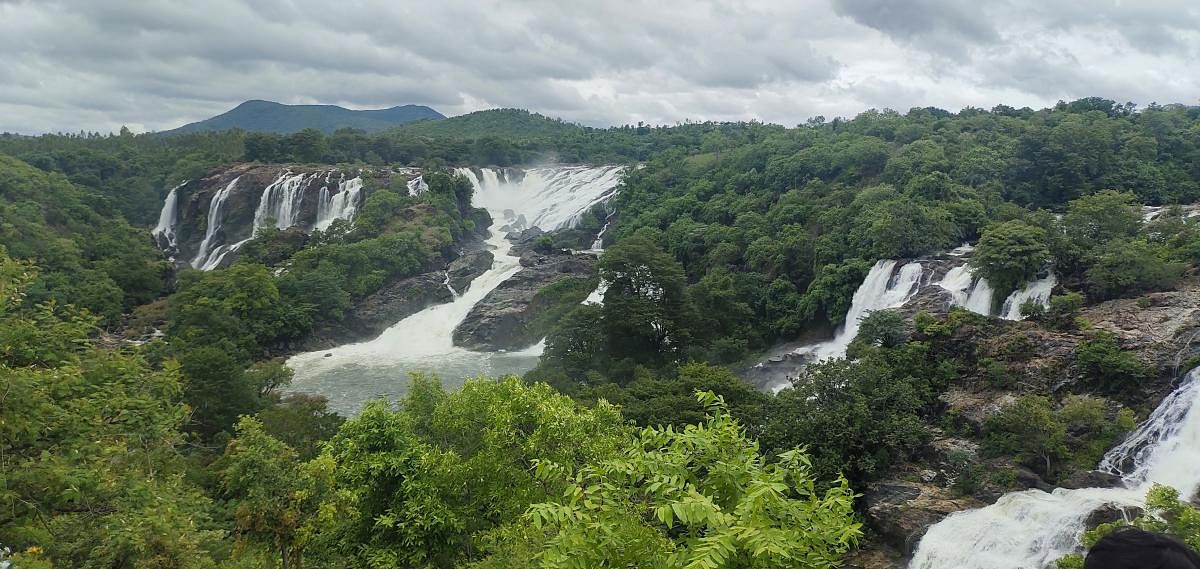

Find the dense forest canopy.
[{"left": 3, "top": 97, "right": 1200, "bottom": 568}]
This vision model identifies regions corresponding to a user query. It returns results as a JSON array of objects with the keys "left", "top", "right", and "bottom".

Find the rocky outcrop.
[
  {"left": 1082, "top": 278, "right": 1200, "bottom": 378},
  {"left": 452, "top": 250, "right": 596, "bottom": 351},
  {"left": 861, "top": 481, "right": 979, "bottom": 556}
]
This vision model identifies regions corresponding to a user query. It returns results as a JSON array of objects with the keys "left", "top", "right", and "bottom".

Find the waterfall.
[
  {"left": 442, "top": 271, "right": 459, "bottom": 298},
  {"left": 314, "top": 176, "right": 363, "bottom": 231},
  {"left": 910, "top": 367, "right": 1200, "bottom": 569},
  {"left": 795, "top": 260, "right": 926, "bottom": 364},
  {"left": 152, "top": 181, "right": 185, "bottom": 253},
  {"left": 190, "top": 176, "right": 242, "bottom": 269},
  {"left": 406, "top": 175, "right": 429, "bottom": 196},
  {"left": 456, "top": 165, "right": 624, "bottom": 230},
  {"left": 937, "top": 265, "right": 996, "bottom": 316},
  {"left": 764, "top": 257, "right": 1055, "bottom": 392},
  {"left": 287, "top": 164, "right": 625, "bottom": 415},
  {"left": 1000, "top": 273, "right": 1058, "bottom": 320},
  {"left": 253, "top": 171, "right": 315, "bottom": 230}
]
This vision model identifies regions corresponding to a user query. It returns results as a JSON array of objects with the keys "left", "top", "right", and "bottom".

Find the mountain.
[{"left": 160, "top": 100, "right": 445, "bottom": 135}]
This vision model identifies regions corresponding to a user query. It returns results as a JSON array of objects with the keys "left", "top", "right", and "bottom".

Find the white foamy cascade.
[
  {"left": 796, "top": 260, "right": 925, "bottom": 364},
  {"left": 937, "top": 265, "right": 996, "bottom": 316},
  {"left": 152, "top": 181, "right": 186, "bottom": 252},
  {"left": 254, "top": 170, "right": 316, "bottom": 230},
  {"left": 406, "top": 175, "right": 429, "bottom": 196},
  {"left": 456, "top": 165, "right": 624, "bottom": 230},
  {"left": 910, "top": 368, "right": 1200, "bottom": 569},
  {"left": 287, "top": 164, "right": 624, "bottom": 414},
  {"left": 314, "top": 175, "right": 363, "bottom": 231},
  {"left": 190, "top": 176, "right": 242, "bottom": 269},
  {"left": 1000, "top": 273, "right": 1058, "bottom": 320}
]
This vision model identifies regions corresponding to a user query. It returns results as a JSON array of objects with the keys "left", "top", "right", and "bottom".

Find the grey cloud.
[
  {"left": 831, "top": 0, "right": 1003, "bottom": 59},
  {"left": 0, "top": 0, "right": 1198, "bottom": 134}
]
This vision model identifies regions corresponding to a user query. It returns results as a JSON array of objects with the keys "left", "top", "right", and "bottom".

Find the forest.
[{"left": 3, "top": 97, "right": 1200, "bottom": 568}]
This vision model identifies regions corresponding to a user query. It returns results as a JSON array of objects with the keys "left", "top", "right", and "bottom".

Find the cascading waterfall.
[
  {"left": 457, "top": 165, "right": 625, "bottom": 230},
  {"left": 909, "top": 367, "right": 1200, "bottom": 569},
  {"left": 190, "top": 176, "right": 242, "bottom": 270},
  {"left": 253, "top": 170, "right": 314, "bottom": 230},
  {"left": 1000, "top": 273, "right": 1058, "bottom": 320},
  {"left": 764, "top": 256, "right": 1055, "bottom": 393},
  {"left": 406, "top": 175, "right": 429, "bottom": 196},
  {"left": 937, "top": 265, "right": 996, "bottom": 315},
  {"left": 152, "top": 181, "right": 185, "bottom": 253},
  {"left": 314, "top": 175, "right": 363, "bottom": 231},
  {"left": 286, "top": 164, "right": 624, "bottom": 415}
]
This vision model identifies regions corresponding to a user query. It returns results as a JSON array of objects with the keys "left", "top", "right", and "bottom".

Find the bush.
[
  {"left": 1076, "top": 333, "right": 1150, "bottom": 394},
  {"left": 1039, "top": 291, "right": 1084, "bottom": 331},
  {"left": 1085, "top": 239, "right": 1184, "bottom": 300}
]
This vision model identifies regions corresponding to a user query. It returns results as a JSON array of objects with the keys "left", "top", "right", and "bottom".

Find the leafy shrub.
[{"left": 1076, "top": 333, "right": 1150, "bottom": 394}]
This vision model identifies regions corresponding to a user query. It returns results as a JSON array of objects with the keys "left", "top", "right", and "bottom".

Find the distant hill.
[
  {"left": 394, "top": 108, "right": 585, "bottom": 140},
  {"left": 160, "top": 100, "right": 445, "bottom": 135}
]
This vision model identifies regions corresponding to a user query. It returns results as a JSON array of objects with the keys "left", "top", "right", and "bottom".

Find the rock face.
[
  {"left": 1082, "top": 278, "right": 1200, "bottom": 379},
  {"left": 453, "top": 249, "right": 595, "bottom": 351}
]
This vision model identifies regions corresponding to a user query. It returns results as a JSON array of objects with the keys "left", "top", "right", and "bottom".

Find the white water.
[
  {"left": 406, "top": 175, "right": 429, "bottom": 196},
  {"left": 1001, "top": 273, "right": 1058, "bottom": 320},
  {"left": 910, "top": 367, "right": 1200, "bottom": 569},
  {"left": 152, "top": 181, "right": 185, "bottom": 253},
  {"left": 456, "top": 165, "right": 624, "bottom": 230},
  {"left": 190, "top": 176, "right": 242, "bottom": 269},
  {"left": 765, "top": 256, "right": 1056, "bottom": 393},
  {"left": 938, "top": 265, "right": 996, "bottom": 316},
  {"left": 254, "top": 170, "right": 315, "bottom": 230},
  {"left": 795, "top": 260, "right": 926, "bottom": 364},
  {"left": 314, "top": 175, "right": 363, "bottom": 231},
  {"left": 287, "top": 165, "right": 624, "bottom": 415}
]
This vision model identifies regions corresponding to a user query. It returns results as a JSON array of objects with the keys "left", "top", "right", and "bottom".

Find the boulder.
[
  {"left": 1059, "top": 470, "right": 1125, "bottom": 490},
  {"left": 861, "top": 481, "right": 978, "bottom": 556}
]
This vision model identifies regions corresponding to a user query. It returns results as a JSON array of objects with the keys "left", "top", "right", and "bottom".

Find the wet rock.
[
  {"left": 447, "top": 249, "right": 494, "bottom": 292},
  {"left": 1083, "top": 504, "right": 1143, "bottom": 530},
  {"left": 861, "top": 481, "right": 978, "bottom": 556},
  {"left": 1059, "top": 470, "right": 1125, "bottom": 490},
  {"left": 453, "top": 250, "right": 595, "bottom": 351}
]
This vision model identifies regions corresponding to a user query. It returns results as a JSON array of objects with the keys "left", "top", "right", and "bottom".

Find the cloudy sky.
[{"left": 2, "top": 0, "right": 1198, "bottom": 134}]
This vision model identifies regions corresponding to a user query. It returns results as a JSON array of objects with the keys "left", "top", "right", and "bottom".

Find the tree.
[
  {"left": 597, "top": 235, "right": 691, "bottom": 369},
  {"left": 985, "top": 396, "right": 1067, "bottom": 476},
  {"left": 1076, "top": 333, "right": 1150, "bottom": 394},
  {"left": 323, "top": 376, "right": 627, "bottom": 568},
  {"left": 221, "top": 417, "right": 331, "bottom": 569},
  {"left": 1061, "top": 190, "right": 1142, "bottom": 253},
  {"left": 477, "top": 392, "right": 861, "bottom": 569},
  {"left": 972, "top": 220, "right": 1052, "bottom": 298},
  {"left": 1084, "top": 238, "right": 1183, "bottom": 300}
]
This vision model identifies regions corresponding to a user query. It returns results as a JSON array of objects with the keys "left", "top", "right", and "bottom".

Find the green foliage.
[
  {"left": 849, "top": 309, "right": 908, "bottom": 355},
  {"left": 1076, "top": 332, "right": 1151, "bottom": 394},
  {"left": 971, "top": 220, "right": 1051, "bottom": 298},
  {"left": 984, "top": 394, "right": 1135, "bottom": 479},
  {"left": 760, "top": 348, "right": 942, "bottom": 485},
  {"left": 1084, "top": 238, "right": 1183, "bottom": 300},
  {"left": 477, "top": 392, "right": 861, "bottom": 569},
  {"left": 324, "top": 376, "right": 627, "bottom": 568}
]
